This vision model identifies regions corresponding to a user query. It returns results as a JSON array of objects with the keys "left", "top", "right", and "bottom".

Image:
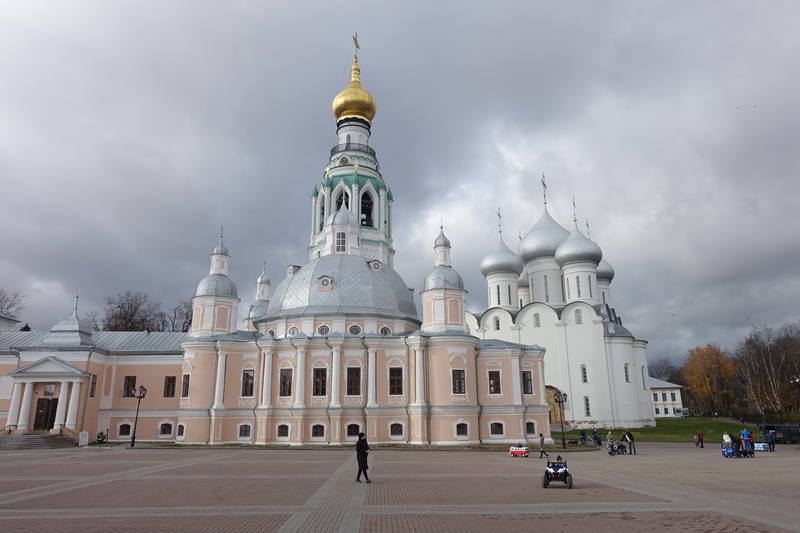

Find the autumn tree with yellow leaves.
[{"left": 682, "top": 344, "right": 736, "bottom": 415}]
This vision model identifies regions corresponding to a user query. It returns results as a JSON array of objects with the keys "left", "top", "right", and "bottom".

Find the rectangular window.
[
  {"left": 279, "top": 368, "right": 293, "bottom": 397},
  {"left": 653, "top": 392, "right": 658, "bottom": 402},
  {"left": 584, "top": 396, "right": 591, "bottom": 417},
  {"left": 313, "top": 368, "right": 327, "bottom": 396},
  {"left": 655, "top": 407, "right": 660, "bottom": 414},
  {"left": 163, "top": 376, "right": 176, "bottom": 398},
  {"left": 181, "top": 374, "right": 191, "bottom": 398},
  {"left": 123, "top": 376, "right": 136, "bottom": 397},
  {"left": 507, "top": 284, "right": 512, "bottom": 305},
  {"left": 488, "top": 370, "right": 501, "bottom": 394},
  {"left": 576, "top": 276, "right": 581, "bottom": 297},
  {"left": 452, "top": 369, "right": 466, "bottom": 394},
  {"left": 43, "top": 384, "right": 55, "bottom": 396},
  {"left": 496, "top": 285, "right": 501, "bottom": 306},
  {"left": 346, "top": 367, "right": 361, "bottom": 396},
  {"left": 566, "top": 277, "right": 571, "bottom": 300},
  {"left": 662, "top": 392, "right": 667, "bottom": 401},
  {"left": 588, "top": 275, "right": 593, "bottom": 298},
  {"left": 581, "top": 365, "right": 588, "bottom": 383},
  {"left": 241, "top": 369, "right": 255, "bottom": 397},
  {"left": 335, "top": 231, "right": 346, "bottom": 252},
  {"left": 544, "top": 275, "right": 550, "bottom": 302},
  {"left": 389, "top": 367, "right": 403, "bottom": 395},
  {"left": 521, "top": 371, "right": 533, "bottom": 395},
  {"left": 670, "top": 392, "right": 676, "bottom": 402},
  {"left": 89, "top": 374, "right": 97, "bottom": 397}
]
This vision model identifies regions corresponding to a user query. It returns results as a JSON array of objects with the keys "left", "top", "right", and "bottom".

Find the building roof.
[
  {"left": 648, "top": 376, "right": 683, "bottom": 389},
  {"left": 0, "top": 312, "right": 20, "bottom": 322},
  {"left": 0, "top": 330, "right": 189, "bottom": 354}
]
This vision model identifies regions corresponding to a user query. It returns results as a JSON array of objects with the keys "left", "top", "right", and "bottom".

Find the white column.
[
  {"left": 53, "top": 380, "right": 69, "bottom": 430},
  {"left": 511, "top": 357, "right": 523, "bottom": 406},
  {"left": 65, "top": 381, "right": 81, "bottom": 430},
  {"left": 293, "top": 348, "right": 306, "bottom": 408},
  {"left": 16, "top": 382, "right": 34, "bottom": 431},
  {"left": 329, "top": 346, "right": 342, "bottom": 408},
  {"left": 6, "top": 382, "right": 23, "bottom": 430},
  {"left": 367, "top": 347, "right": 377, "bottom": 408},
  {"left": 413, "top": 348, "right": 426, "bottom": 405},
  {"left": 260, "top": 351, "right": 272, "bottom": 408},
  {"left": 213, "top": 352, "right": 226, "bottom": 409}
]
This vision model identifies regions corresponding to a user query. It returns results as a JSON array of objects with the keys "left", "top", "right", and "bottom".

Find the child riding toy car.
[
  {"left": 508, "top": 445, "right": 529, "bottom": 457},
  {"left": 543, "top": 455, "right": 573, "bottom": 488}
]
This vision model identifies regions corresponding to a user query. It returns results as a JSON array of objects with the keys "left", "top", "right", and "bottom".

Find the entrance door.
[{"left": 33, "top": 398, "right": 58, "bottom": 430}]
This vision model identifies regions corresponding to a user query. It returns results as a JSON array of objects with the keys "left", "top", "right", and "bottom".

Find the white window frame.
[
  {"left": 335, "top": 231, "right": 346, "bottom": 252},
  {"left": 387, "top": 363, "right": 404, "bottom": 397},
  {"left": 388, "top": 420, "right": 405, "bottom": 440},
  {"left": 486, "top": 365, "right": 503, "bottom": 397},
  {"left": 581, "top": 364, "right": 588, "bottom": 384},
  {"left": 176, "top": 422, "right": 186, "bottom": 441},
  {"left": 117, "top": 420, "right": 133, "bottom": 438},
  {"left": 454, "top": 420, "right": 470, "bottom": 440},
  {"left": 310, "top": 422, "right": 327, "bottom": 441},
  {"left": 157, "top": 419, "right": 175, "bottom": 438},
  {"left": 276, "top": 422, "right": 291, "bottom": 441},
  {"left": 237, "top": 422, "right": 253, "bottom": 441},
  {"left": 488, "top": 420, "right": 506, "bottom": 438},
  {"left": 240, "top": 366, "right": 256, "bottom": 398},
  {"left": 525, "top": 419, "right": 537, "bottom": 436},
  {"left": 345, "top": 421, "right": 361, "bottom": 442},
  {"left": 584, "top": 396, "right": 591, "bottom": 417}
]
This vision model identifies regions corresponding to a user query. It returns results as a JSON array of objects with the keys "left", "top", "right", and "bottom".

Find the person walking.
[
  {"left": 606, "top": 429, "right": 614, "bottom": 444},
  {"left": 765, "top": 430, "right": 775, "bottom": 452},
  {"left": 356, "top": 432, "right": 371, "bottom": 483},
  {"left": 740, "top": 428, "right": 751, "bottom": 453},
  {"left": 538, "top": 433, "right": 549, "bottom": 458},
  {"left": 592, "top": 429, "right": 601, "bottom": 447},
  {"left": 623, "top": 429, "right": 636, "bottom": 455},
  {"left": 579, "top": 429, "right": 587, "bottom": 446},
  {"left": 696, "top": 428, "right": 704, "bottom": 448}
]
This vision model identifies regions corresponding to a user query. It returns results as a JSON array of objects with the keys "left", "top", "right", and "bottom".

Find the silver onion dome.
[
  {"left": 257, "top": 269, "right": 271, "bottom": 285},
  {"left": 195, "top": 273, "right": 238, "bottom": 298},
  {"left": 554, "top": 227, "right": 603, "bottom": 266},
  {"left": 519, "top": 209, "right": 570, "bottom": 263},
  {"left": 247, "top": 299, "right": 269, "bottom": 320},
  {"left": 596, "top": 259, "right": 615, "bottom": 282},
  {"left": 330, "top": 205, "right": 351, "bottom": 225},
  {"left": 423, "top": 265, "right": 464, "bottom": 291},
  {"left": 434, "top": 227, "right": 451, "bottom": 248},
  {"left": 212, "top": 243, "right": 229, "bottom": 256},
  {"left": 480, "top": 235, "right": 524, "bottom": 276}
]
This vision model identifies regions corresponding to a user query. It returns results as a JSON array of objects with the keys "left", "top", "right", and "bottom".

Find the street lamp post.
[
  {"left": 553, "top": 391, "right": 568, "bottom": 450},
  {"left": 130, "top": 385, "right": 147, "bottom": 448}
]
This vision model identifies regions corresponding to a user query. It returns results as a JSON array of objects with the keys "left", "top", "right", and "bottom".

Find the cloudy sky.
[{"left": 2, "top": 1, "right": 798, "bottom": 361}]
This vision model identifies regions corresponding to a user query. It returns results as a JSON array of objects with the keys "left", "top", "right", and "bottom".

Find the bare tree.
[
  {"left": 0, "top": 289, "right": 24, "bottom": 318},
  {"left": 164, "top": 299, "right": 193, "bottom": 332},
  {"left": 648, "top": 357, "right": 681, "bottom": 382},
  {"left": 101, "top": 291, "right": 166, "bottom": 331}
]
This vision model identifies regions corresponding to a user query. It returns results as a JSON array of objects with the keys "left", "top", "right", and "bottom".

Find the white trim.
[
  {"left": 276, "top": 422, "right": 292, "bottom": 441},
  {"left": 344, "top": 421, "right": 361, "bottom": 441},
  {"left": 488, "top": 419, "right": 506, "bottom": 438},
  {"left": 524, "top": 419, "right": 537, "bottom": 436},
  {"left": 116, "top": 420, "right": 133, "bottom": 438},
  {"left": 176, "top": 422, "right": 186, "bottom": 441},
  {"left": 453, "top": 419, "right": 470, "bottom": 441},
  {"left": 310, "top": 422, "right": 327, "bottom": 441},
  {"left": 236, "top": 422, "right": 253, "bottom": 441},
  {"left": 387, "top": 420, "right": 405, "bottom": 440},
  {"left": 157, "top": 419, "right": 175, "bottom": 438}
]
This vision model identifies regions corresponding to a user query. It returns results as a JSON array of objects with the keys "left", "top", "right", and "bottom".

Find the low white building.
[
  {"left": 648, "top": 377, "right": 684, "bottom": 417},
  {"left": 0, "top": 313, "right": 20, "bottom": 332}
]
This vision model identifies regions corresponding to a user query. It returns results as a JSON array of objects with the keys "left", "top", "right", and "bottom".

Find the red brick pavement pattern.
[
  {"left": 358, "top": 512, "right": 792, "bottom": 533},
  {"left": 372, "top": 461, "right": 532, "bottom": 476},
  {"left": 160, "top": 461, "right": 341, "bottom": 475},
  {"left": 1, "top": 478, "right": 322, "bottom": 509},
  {"left": 1, "top": 514, "right": 290, "bottom": 533},
  {"left": 0, "top": 480, "right": 55, "bottom": 494},
  {"left": 1, "top": 462, "right": 143, "bottom": 476},
  {"left": 365, "top": 478, "right": 663, "bottom": 505}
]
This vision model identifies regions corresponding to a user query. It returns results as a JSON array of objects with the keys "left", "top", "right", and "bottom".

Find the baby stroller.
[
  {"left": 542, "top": 456, "right": 573, "bottom": 488},
  {"left": 607, "top": 441, "right": 627, "bottom": 455},
  {"left": 721, "top": 443, "right": 739, "bottom": 458}
]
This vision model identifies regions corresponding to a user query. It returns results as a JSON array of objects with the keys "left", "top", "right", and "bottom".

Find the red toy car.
[{"left": 509, "top": 446, "right": 529, "bottom": 457}]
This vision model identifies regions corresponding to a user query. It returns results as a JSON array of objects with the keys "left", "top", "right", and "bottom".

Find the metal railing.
[{"left": 330, "top": 143, "right": 376, "bottom": 158}]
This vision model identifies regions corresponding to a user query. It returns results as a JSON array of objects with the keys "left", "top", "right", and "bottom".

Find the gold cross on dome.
[{"left": 353, "top": 33, "right": 360, "bottom": 57}]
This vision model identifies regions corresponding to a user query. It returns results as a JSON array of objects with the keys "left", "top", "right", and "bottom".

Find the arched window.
[
  {"left": 624, "top": 363, "right": 631, "bottom": 383},
  {"left": 584, "top": 396, "right": 591, "bottom": 416},
  {"left": 335, "top": 189, "right": 349, "bottom": 211},
  {"left": 390, "top": 423, "right": 403, "bottom": 436},
  {"left": 575, "top": 309, "right": 583, "bottom": 325},
  {"left": 581, "top": 364, "right": 588, "bottom": 383},
  {"left": 456, "top": 423, "right": 468, "bottom": 436},
  {"left": 525, "top": 421, "right": 536, "bottom": 435},
  {"left": 159, "top": 423, "right": 173, "bottom": 436},
  {"left": 588, "top": 275, "right": 593, "bottom": 298},
  {"left": 277, "top": 424, "right": 290, "bottom": 438},
  {"left": 239, "top": 424, "right": 251, "bottom": 438},
  {"left": 496, "top": 285, "right": 501, "bottom": 306},
  {"left": 312, "top": 424, "right": 325, "bottom": 438},
  {"left": 576, "top": 276, "right": 582, "bottom": 298},
  {"left": 533, "top": 313, "right": 541, "bottom": 328},
  {"left": 602, "top": 292, "right": 606, "bottom": 304},
  {"left": 360, "top": 192, "right": 374, "bottom": 227},
  {"left": 318, "top": 196, "right": 325, "bottom": 231},
  {"left": 543, "top": 275, "right": 550, "bottom": 302},
  {"left": 119, "top": 424, "right": 131, "bottom": 437},
  {"left": 177, "top": 424, "right": 185, "bottom": 437},
  {"left": 494, "top": 317, "right": 500, "bottom": 331},
  {"left": 335, "top": 232, "right": 346, "bottom": 252},
  {"left": 346, "top": 423, "right": 360, "bottom": 437},
  {"left": 490, "top": 422, "right": 504, "bottom": 436},
  {"left": 507, "top": 284, "right": 512, "bottom": 305},
  {"left": 345, "top": 133, "right": 351, "bottom": 145}
]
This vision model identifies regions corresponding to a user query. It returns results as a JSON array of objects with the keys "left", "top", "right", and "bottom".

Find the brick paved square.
[
  {"left": 0, "top": 480, "right": 55, "bottom": 495},
  {"left": 1, "top": 514, "right": 291, "bottom": 533}
]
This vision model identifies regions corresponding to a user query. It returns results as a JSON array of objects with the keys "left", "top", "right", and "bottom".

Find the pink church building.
[{"left": 1, "top": 52, "right": 552, "bottom": 446}]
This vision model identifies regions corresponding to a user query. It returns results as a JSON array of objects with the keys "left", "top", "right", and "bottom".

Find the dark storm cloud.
[{"left": 1, "top": 1, "right": 798, "bottom": 361}]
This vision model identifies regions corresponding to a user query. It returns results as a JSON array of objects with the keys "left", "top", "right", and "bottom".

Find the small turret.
[
  {"left": 421, "top": 226, "right": 466, "bottom": 333},
  {"left": 190, "top": 229, "right": 240, "bottom": 337}
]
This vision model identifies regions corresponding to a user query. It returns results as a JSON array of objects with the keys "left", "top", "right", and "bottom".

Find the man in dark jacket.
[
  {"left": 623, "top": 429, "right": 636, "bottom": 455},
  {"left": 356, "top": 432, "right": 371, "bottom": 483}
]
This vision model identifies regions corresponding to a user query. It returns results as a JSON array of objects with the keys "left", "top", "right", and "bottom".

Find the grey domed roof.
[
  {"left": 434, "top": 228, "right": 451, "bottom": 248},
  {"left": 520, "top": 209, "right": 570, "bottom": 262},
  {"left": 264, "top": 254, "right": 418, "bottom": 321},
  {"left": 517, "top": 267, "right": 529, "bottom": 287},
  {"left": 596, "top": 259, "right": 615, "bottom": 282},
  {"left": 257, "top": 269, "right": 271, "bottom": 285},
  {"left": 329, "top": 205, "right": 351, "bottom": 225},
  {"left": 247, "top": 299, "right": 270, "bottom": 320},
  {"left": 554, "top": 227, "right": 603, "bottom": 266},
  {"left": 423, "top": 265, "right": 464, "bottom": 291},
  {"left": 196, "top": 273, "right": 239, "bottom": 298},
  {"left": 480, "top": 235, "right": 524, "bottom": 276}
]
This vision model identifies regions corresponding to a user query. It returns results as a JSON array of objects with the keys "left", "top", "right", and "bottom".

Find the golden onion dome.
[{"left": 331, "top": 56, "right": 376, "bottom": 123}]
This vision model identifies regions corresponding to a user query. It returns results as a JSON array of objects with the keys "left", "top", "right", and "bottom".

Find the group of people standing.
[{"left": 721, "top": 427, "right": 776, "bottom": 453}]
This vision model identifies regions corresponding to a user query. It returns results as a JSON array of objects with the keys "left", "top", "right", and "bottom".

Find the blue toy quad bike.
[{"left": 542, "top": 457, "right": 573, "bottom": 489}]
